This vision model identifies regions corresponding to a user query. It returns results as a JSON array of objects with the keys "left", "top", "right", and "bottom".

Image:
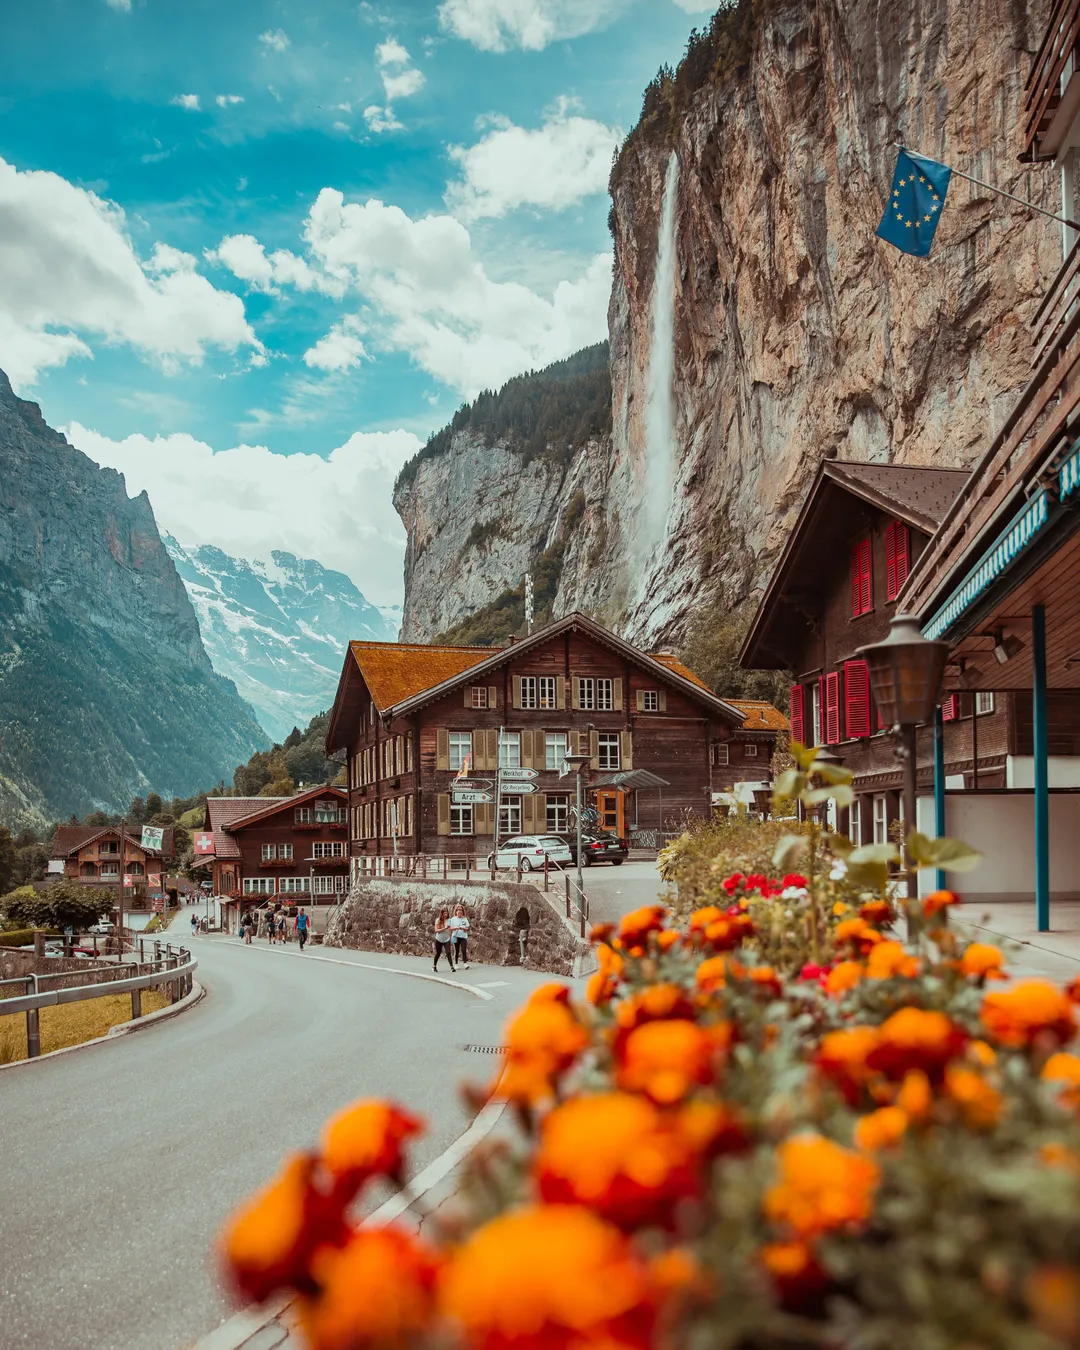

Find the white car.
[
  {"left": 89, "top": 918, "right": 114, "bottom": 933},
  {"left": 488, "top": 836, "right": 573, "bottom": 873}
]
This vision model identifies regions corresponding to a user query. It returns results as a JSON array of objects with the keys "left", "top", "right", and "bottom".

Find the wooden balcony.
[
  {"left": 1023, "top": 0, "right": 1080, "bottom": 160},
  {"left": 903, "top": 235, "right": 1080, "bottom": 626}
]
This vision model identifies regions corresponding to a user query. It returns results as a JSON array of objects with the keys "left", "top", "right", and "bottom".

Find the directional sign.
[
  {"left": 453, "top": 778, "right": 493, "bottom": 790},
  {"left": 498, "top": 767, "right": 539, "bottom": 781},
  {"left": 452, "top": 790, "right": 493, "bottom": 805},
  {"left": 499, "top": 783, "right": 540, "bottom": 795}
]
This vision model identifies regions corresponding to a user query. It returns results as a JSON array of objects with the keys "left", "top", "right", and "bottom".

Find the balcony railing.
[
  {"left": 1023, "top": 0, "right": 1080, "bottom": 159},
  {"left": 901, "top": 233, "right": 1080, "bottom": 624}
]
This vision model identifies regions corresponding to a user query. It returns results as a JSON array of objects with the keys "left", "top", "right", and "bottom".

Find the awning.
[{"left": 589, "top": 770, "right": 670, "bottom": 790}]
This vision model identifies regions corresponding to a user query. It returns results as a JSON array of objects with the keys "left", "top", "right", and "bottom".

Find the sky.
[{"left": 0, "top": 0, "right": 712, "bottom": 605}]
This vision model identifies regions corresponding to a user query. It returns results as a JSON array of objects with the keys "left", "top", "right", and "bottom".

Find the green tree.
[
  {"left": 127, "top": 796, "right": 148, "bottom": 825},
  {"left": 144, "top": 792, "right": 163, "bottom": 818},
  {"left": 260, "top": 778, "right": 295, "bottom": 797},
  {"left": 2, "top": 881, "right": 113, "bottom": 931},
  {"left": 679, "top": 596, "right": 790, "bottom": 707},
  {"left": 0, "top": 826, "right": 15, "bottom": 896}
]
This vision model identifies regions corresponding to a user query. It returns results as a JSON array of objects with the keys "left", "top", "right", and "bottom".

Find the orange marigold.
[
  {"left": 853, "top": 1106, "right": 909, "bottom": 1152},
  {"left": 1042, "top": 1051, "right": 1080, "bottom": 1109},
  {"left": 895, "top": 1069, "right": 932, "bottom": 1121},
  {"left": 587, "top": 943, "right": 625, "bottom": 1007},
  {"left": 695, "top": 956, "right": 731, "bottom": 992},
  {"left": 656, "top": 930, "right": 681, "bottom": 952},
  {"left": 617, "top": 1018, "right": 723, "bottom": 1104},
  {"left": 614, "top": 984, "right": 696, "bottom": 1035},
  {"left": 867, "top": 1008, "right": 968, "bottom": 1081},
  {"left": 1025, "top": 1266, "right": 1080, "bottom": 1345},
  {"left": 496, "top": 999, "right": 590, "bottom": 1106},
  {"left": 859, "top": 899, "right": 894, "bottom": 927},
  {"left": 617, "top": 904, "right": 670, "bottom": 949},
  {"left": 943, "top": 1064, "right": 1002, "bottom": 1129},
  {"left": 764, "top": 1134, "right": 879, "bottom": 1238},
  {"left": 320, "top": 1101, "right": 424, "bottom": 1188},
  {"left": 959, "top": 943, "right": 1007, "bottom": 980},
  {"left": 816, "top": 1026, "right": 880, "bottom": 1104},
  {"left": 825, "top": 961, "right": 864, "bottom": 997},
  {"left": 1066, "top": 975, "right": 1080, "bottom": 1005},
  {"left": 1040, "top": 1141, "right": 1080, "bottom": 1174},
  {"left": 834, "top": 917, "right": 882, "bottom": 955},
  {"left": 759, "top": 1240, "right": 829, "bottom": 1312},
  {"left": 700, "top": 913, "right": 754, "bottom": 952},
  {"left": 300, "top": 1227, "right": 440, "bottom": 1350},
  {"left": 923, "top": 889, "right": 960, "bottom": 918},
  {"left": 438, "top": 1204, "right": 661, "bottom": 1350},
  {"left": 981, "top": 981, "right": 1077, "bottom": 1050},
  {"left": 865, "top": 941, "right": 920, "bottom": 981}
]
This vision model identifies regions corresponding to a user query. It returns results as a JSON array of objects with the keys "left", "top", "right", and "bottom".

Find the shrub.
[{"left": 0, "top": 929, "right": 40, "bottom": 948}]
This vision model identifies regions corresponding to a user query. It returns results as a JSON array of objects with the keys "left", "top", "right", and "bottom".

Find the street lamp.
[
  {"left": 857, "top": 613, "right": 950, "bottom": 900},
  {"left": 563, "top": 752, "right": 592, "bottom": 911}
]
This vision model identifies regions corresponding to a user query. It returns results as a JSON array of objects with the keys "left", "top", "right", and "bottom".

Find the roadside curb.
[
  {"left": 189, "top": 1099, "right": 507, "bottom": 1350},
  {"left": 0, "top": 979, "right": 205, "bottom": 1073}
]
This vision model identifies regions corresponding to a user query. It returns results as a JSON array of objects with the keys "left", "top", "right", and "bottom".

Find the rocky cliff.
[
  {"left": 399, "top": 0, "right": 1058, "bottom": 649},
  {"left": 0, "top": 370, "right": 267, "bottom": 827}
]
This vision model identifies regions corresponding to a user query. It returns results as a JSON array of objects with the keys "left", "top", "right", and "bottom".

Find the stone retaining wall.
[{"left": 325, "top": 878, "right": 591, "bottom": 978}]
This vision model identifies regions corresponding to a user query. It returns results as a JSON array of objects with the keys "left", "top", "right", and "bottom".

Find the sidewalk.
[{"left": 955, "top": 900, "right": 1080, "bottom": 985}]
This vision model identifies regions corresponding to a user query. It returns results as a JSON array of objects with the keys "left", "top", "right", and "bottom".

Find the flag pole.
[{"left": 895, "top": 143, "right": 1080, "bottom": 232}]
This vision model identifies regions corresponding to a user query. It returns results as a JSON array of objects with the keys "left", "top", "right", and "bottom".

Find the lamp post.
[
  {"left": 857, "top": 613, "right": 950, "bottom": 903},
  {"left": 563, "top": 753, "right": 592, "bottom": 911}
]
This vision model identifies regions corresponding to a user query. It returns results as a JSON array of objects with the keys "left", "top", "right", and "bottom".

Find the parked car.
[
  {"left": 560, "top": 832, "right": 629, "bottom": 866},
  {"left": 487, "top": 836, "right": 573, "bottom": 872},
  {"left": 89, "top": 917, "right": 115, "bottom": 933}
]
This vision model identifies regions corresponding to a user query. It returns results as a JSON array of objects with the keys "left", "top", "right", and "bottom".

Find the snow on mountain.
[{"left": 164, "top": 536, "right": 397, "bottom": 741}]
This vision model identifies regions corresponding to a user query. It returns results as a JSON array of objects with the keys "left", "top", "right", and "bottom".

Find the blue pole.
[
  {"left": 1034, "top": 604, "right": 1050, "bottom": 932},
  {"left": 933, "top": 706, "right": 946, "bottom": 892}
]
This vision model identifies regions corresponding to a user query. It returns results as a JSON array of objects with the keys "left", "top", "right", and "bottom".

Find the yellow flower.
[
  {"left": 982, "top": 981, "right": 1077, "bottom": 1049},
  {"left": 764, "top": 1133, "right": 879, "bottom": 1238},
  {"left": 959, "top": 942, "right": 1006, "bottom": 979},
  {"left": 865, "top": 940, "right": 920, "bottom": 981},
  {"left": 825, "top": 961, "right": 863, "bottom": 997}
]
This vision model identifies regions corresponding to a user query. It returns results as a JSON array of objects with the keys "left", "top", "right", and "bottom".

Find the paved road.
[
  {"left": 579, "top": 858, "right": 670, "bottom": 926},
  {"left": 0, "top": 935, "right": 552, "bottom": 1350}
]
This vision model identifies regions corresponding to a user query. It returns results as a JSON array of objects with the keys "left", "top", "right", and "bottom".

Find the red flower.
[{"left": 782, "top": 874, "right": 808, "bottom": 889}]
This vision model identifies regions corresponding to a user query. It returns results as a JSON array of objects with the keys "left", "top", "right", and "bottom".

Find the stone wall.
[{"left": 325, "top": 878, "right": 592, "bottom": 978}]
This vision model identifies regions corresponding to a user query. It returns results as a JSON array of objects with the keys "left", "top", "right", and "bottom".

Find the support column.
[
  {"left": 933, "top": 706, "right": 946, "bottom": 892},
  {"left": 1034, "top": 604, "right": 1051, "bottom": 932}
]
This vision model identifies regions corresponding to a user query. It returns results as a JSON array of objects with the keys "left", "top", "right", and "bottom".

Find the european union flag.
[{"left": 876, "top": 148, "right": 951, "bottom": 257}]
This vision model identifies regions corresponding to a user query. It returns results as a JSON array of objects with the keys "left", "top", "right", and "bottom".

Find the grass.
[{"left": 0, "top": 989, "right": 171, "bottom": 1064}]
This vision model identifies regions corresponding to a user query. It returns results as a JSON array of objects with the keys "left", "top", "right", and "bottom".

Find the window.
[
  {"left": 520, "top": 677, "right": 538, "bottom": 709},
  {"left": 449, "top": 731, "right": 473, "bottom": 772},
  {"left": 499, "top": 796, "right": 522, "bottom": 836},
  {"left": 546, "top": 795, "right": 570, "bottom": 833},
  {"left": 597, "top": 732, "right": 621, "bottom": 770},
  {"left": 312, "top": 841, "right": 345, "bottom": 858},
  {"left": 295, "top": 806, "right": 313, "bottom": 823},
  {"left": 538, "top": 676, "right": 557, "bottom": 709},
  {"left": 850, "top": 798, "right": 862, "bottom": 846},
  {"left": 129, "top": 862, "right": 145, "bottom": 875},
  {"left": 313, "top": 875, "right": 347, "bottom": 895},
  {"left": 577, "top": 677, "right": 596, "bottom": 711},
  {"left": 280, "top": 877, "right": 311, "bottom": 894},
  {"left": 471, "top": 685, "right": 488, "bottom": 709},
  {"left": 850, "top": 538, "right": 873, "bottom": 616},
  {"left": 596, "top": 678, "right": 614, "bottom": 711},
  {"left": 575, "top": 677, "right": 614, "bottom": 711},
  {"left": 545, "top": 731, "right": 568, "bottom": 770},
  {"left": 261, "top": 844, "right": 293, "bottom": 861},
  {"left": 844, "top": 659, "right": 871, "bottom": 738},
  {"left": 641, "top": 690, "right": 659, "bottom": 712},
  {"left": 810, "top": 681, "right": 822, "bottom": 747},
  {"left": 100, "top": 862, "right": 119, "bottom": 877},
  {"left": 450, "top": 804, "right": 474, "bottom": 836},
  {"left": 744, "top": 744, "right": 758, "bottom": 757},
  {"left": 244, "top": 877, "right": 274, "bottom": 895},
  {"left": 499, "top": 731, "right": 521, "bottom": 768},
  {"left": 873, "top": 795, "right": 888, "bottom": 845},
  {"left": 712, "top": 743, "right": 729, "bottom": 767},
  {"left": 315, "top": 801, "right": 343, "bottom": 824},
  {"left": 100, "top": 841, "right": 119, "bottom": 855},
  {"left": 885, "top": 521, "right": 910, "bottom": 600},
  {"left": 976, "top": 692, "right": 995, "bottom": 715}
]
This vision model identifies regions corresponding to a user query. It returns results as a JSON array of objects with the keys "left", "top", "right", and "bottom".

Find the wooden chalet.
[
  {"left": 325, "top": 612, "right": 786, "bottom": 863},
  {"left": 50, "top": 823, "right": 175, "bottom": 908},
  {"left": 199, "top": 786, "right": 349, "bottom": 921}
]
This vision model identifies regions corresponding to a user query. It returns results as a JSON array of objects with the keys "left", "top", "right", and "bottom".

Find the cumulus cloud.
[
  {"left": 303, "top": 317, "right": 368, "bottom": 372},
  {"left": 376, "top": 37, "right": 411, "bottom": 65},
  {"left": 172, "top": 93, "right": 201, "bottom": 111},
  {"left": 105, "top": 0, "right": 132, "bottom": 10},
  {"left": 206, "top": 234, "right": 345, "bottom": 297},
  {"left": 364, "top": 105, "right": 404, "bottom": 134},
  {"left": 447, "top": 100, "right": 620, "bottom": 220},
  {"left": 259, "top": 28, "right": 290, "bottom": 52},
  {"left": 382, "top": 67, "right": 426, "bottom": 100},
  {"left": 437, "top": 0, "right": 628, "bottom": 51},
  {"left": 69, "top": 423, "right": 421, "bottom": 604},
  {"left": 0, "top": 156, "right": 259, "bottom": 390},
  {"left": 299, "top": 189, "right": 610, "bottom": 396},
  {"left": 216, "top": 93, "right": 245, "bottom": 107},
  {"left": 376, "top": 36, "right": 425, "bottom": 103}
]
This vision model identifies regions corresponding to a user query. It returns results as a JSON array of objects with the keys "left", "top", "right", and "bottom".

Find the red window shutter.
[
  {"left": 941, "top": 694, "right": 959, "bottom": 722},
  {"left": 850, "top": 544, "right": 861, "bottom": 617},
  {"left": 885, "top": 522, "right": 897, "bottom": 601},
  {"left": 825, "top": 672, "right": 841, "bottom": 744},
  {"left": 789, "top": 684, "right": 804, "bottom": 744},
  {"left": 885, "top": 522, "right": 910, "bottom": 601},
  {"left": 851, "top": 539, "right": 872, "bottom": 615},
  {"left": 894, "top": 523, "right": 909, "bottom": 594},
  {"left": 844, "top": 659, "right": 871, "bottom": 738}
]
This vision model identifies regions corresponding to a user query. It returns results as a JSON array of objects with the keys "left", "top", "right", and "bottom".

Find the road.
[
  {"left": 579, "top": 858, "right": 671, "bottom": 926},
  {"left": 0, "top": 932, "right": 552, "bottom": 1350}
]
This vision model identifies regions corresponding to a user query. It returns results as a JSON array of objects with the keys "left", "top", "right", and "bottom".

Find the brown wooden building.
[
  {"left": 49, "top": 823, "right": 175, "bottom": 907},
  {"left": 200, "top": 786, "right": 349, "bottom": 913},
  {"left": 740, "top": 461, "right": 1022, "bottom": 842},
  {"left": 325, "top": 613, "right": 785, "bottom": 862}
]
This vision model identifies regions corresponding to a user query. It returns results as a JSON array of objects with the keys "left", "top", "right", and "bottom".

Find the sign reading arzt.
[{"left": 452, "top": 790, "right": 493, "bottom": 805}]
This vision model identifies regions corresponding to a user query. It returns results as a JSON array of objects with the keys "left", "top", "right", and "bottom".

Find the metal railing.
[
  {"left": 1023, "top": 0, "right": 1080, "bottom": 156},
  {"left": 0, "top": 942, "right": 197, "bottom": 1059}
]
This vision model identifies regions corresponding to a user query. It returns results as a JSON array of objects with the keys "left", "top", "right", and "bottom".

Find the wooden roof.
[
  {"left": 349, "top": 641, "right": 492, "bottom": 712},
  {"left": 650, "top": 653, "right": 711, "bottom": 690},
  {"left": 725, "top": 699, "right": 789, "bottom": 732},
  {"left": 203, "top": 788, "right": 346, "bottom": 859},
  {"left": 51, "top": 824, "right": 175, "bottom": 858}
]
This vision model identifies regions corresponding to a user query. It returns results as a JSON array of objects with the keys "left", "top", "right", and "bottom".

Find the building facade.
[
  {"left": 325, "top": 613, "right": 785, "bottom": 863},
  {"left": 50, "top": 823, "right": 175, "bottom": 907}
]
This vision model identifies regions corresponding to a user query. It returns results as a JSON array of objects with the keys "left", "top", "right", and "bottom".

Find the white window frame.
[
  {"left": 100, "top": 862, "right": 119, "bottom": 877},
  {"left": 499, "top": 731, "right": 522, "bottom": 769},
  {"left": 449, "top": 731, "right": 473, "bottom": 772},
  {"left": 520, "top": 676, "right": 538, "bottom": 710},
  {"left": 244, "top": 877, "right": 274, "bottom": 895},
  {"left": 499, "top": 795, "right": 522, "bottom": 836},
  {"left": 809, "top": 682, "right": 821, "bottom": 747},
  {"left": 713, "top": 743, "right": 729, "bottom": 766},
  {"left": 577, "top": 677, "right": 596, "bottom": 711},
  {"left": 538, "top": 675, "right": 558, "bottom": 710},
  {"left": 470, "top": 686, "right": 488, "bottom": 709},
  {"left": 872, "top": 794, "right": 888, "bottom": 845},
  {"left": 295, "top": 806, "right": 313, "bottom": 823},
  {"left": 100, "top": 841, "right": 119, "bottom": 855},
  {"left": 596, "top": 678, "right": 614, "bottom": 711},
  {"left": 312, "top": 841, "right": 345, "bottom": 859},
  {"left": 641, "top": 690, "right": 659, "bottom": 712},
  {"left": 975, "top": 691, "right": 995, "bottom": 715},
  {"left": 850, "top": 797, "right": 862, "bottom": 846},
  {"left": 279, "top": 877, "right": 311, "bottom": 895},
  {"left": 546, "top": 794, "right": 570, "bottom": 833},
  {"left": 545, "top": 731, "right": 568, "bottom": 770},
  {"left": 129, "top": 862, "right": 145, "bottom": 876},
  {"left": 597, "top": 732, "right": 621, "bottom": 771},
  {"left": 744, "top": 743, "right": 759, "bottom": 757},
  {"left": 312, "top": 874, "right": 347, "bottom": 895},
  {"left": 450, "top": 804, "right": 474, "bottom": 836}
]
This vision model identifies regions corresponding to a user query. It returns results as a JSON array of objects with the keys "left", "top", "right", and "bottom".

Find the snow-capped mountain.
[{"left": 164, "top": 537, "right": 399, "bottom": 741}]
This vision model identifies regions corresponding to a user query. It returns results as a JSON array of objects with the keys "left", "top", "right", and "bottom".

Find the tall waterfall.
[{"left": 639, "top": 151, "right": 680, "bottom": 581}]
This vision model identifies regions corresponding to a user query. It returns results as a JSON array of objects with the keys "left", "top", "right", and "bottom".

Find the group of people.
[
  {"left": 238, "top": 906, "right": 310, "bottom": 950},
  {"left": 433, "top": 904, "right": 471, "bottom": 972}
]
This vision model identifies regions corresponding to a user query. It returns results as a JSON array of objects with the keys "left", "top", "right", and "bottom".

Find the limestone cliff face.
[{"left": 399, "top": 0, "right": 1056, "bottom": 648}]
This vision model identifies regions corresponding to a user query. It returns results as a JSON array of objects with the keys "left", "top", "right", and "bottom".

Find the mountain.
[
  {"left": 164, "top": 538, "right": 397, "bottom": 741},
  {"left": 396, "top": 0, "right": 1055, "bottom": 650},
  {"left": 0, "top": 369, "right": 267, "bottom": 829}
]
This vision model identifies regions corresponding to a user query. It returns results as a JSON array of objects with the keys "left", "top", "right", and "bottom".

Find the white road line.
[{"left": 474, "top": 980, "right": 510, "bottom": 988}]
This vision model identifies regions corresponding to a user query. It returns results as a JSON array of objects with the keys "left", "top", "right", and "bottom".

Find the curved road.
[{"left": 0, "top": 931, "right": 550, "bottom": 1350}]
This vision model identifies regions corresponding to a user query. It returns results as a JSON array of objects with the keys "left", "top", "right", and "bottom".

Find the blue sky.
[{"left": 0, "top": 0, "right": 711, "bottom": 603}]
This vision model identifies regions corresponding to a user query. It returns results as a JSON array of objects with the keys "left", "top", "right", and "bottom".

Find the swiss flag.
[{"left": 194, "top": 832, "right": 215, "bottom": 855}]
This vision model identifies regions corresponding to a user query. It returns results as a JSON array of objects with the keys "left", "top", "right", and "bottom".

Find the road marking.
[{"left": 474, "top": 980, "right": 510, "bottom": 988}]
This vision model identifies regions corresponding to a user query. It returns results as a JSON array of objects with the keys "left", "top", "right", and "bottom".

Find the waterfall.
[{"left": 639, "top": 151, "right": 680, "bottom": 581}]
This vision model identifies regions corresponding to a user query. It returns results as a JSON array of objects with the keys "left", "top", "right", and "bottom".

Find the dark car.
[{"left": 560, "top": 832, "right": 628, "bottom": 866}]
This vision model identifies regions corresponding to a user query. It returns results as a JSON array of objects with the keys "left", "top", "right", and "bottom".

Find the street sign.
[
  {"left": 452, "top": 790, "right": 493, "bottom": 804},
  {"left": 453, "top": 778, "right": 493, "bottom": 790},
  {"left": 498, "top": 767, "right": 539, "bottom": 781},
  {"left": 500, "top": 783, "right": 540, "bottom": 795}
]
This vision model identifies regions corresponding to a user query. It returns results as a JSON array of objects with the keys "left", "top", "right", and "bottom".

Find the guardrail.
[{"left": 0, "top": 942, "right": 197, "bottom": 1059}]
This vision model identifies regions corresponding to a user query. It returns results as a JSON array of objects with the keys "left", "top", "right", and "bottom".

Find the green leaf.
[
  {"left": 772, "top": 834, "right": 809, "bottom": 871},
  {"left": 846, "top": 859, "right": 891, "bottom": 890},
  {"left": 826, "top": 833, "right": 855, "bottom": 859},
  {"left": 773, "top": 769, "right": 806, "bottom": 801},
  {"left": 804, "top": 785, "right": 854, "bottom": 807},
  {"left": 849, "top": 842, "right": 901, "bottom": 866},
  {"left": 906, "top": 832, "right": 984, "bottom": 873},
  {"left": 812, "top": 761, "right": 854, "bottom": 787},
  {"left": 789, "top": 741, "right": 818, "bottom": 771}
]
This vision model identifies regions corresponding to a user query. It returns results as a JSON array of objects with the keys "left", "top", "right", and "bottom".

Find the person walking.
[
  {"left": 296, "top": 907, "right": 309, "bottom": 951},
  {"left": 190, "top": 911, "right": 198, "bottom": 937},
  {"left": 449, "top": 903, "right": 471, "bottom": 969},
  {"left": 241, "top": 911, "right": 253, "bottom": 944},
  {"left": 433, "top": 907, "right": 455, "bottom": 973}
]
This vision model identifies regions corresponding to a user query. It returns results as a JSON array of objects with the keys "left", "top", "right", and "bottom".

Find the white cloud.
[
  {"left": 376, "top": 37, "right": 411, "bottom": 65},
  {"left": 303, "top": 317, "right": 368, "bottom": 372},
  {"left": 216, "top": 94, "right": 245, "bottom": 107},
  {"left": 259, "top": 28, "right": 290, "bottom": 52},
  {"left": 382, "top": 67, "right": 426, "bottom": 100},
  {"left": 299, "top": 189, "right": 610, "bottom": 396},
  {"left": 206, "top": 234, "right": 344, "bottom": 297},
  {"left": 437, "top": 0, "right": 628, "bottom": 51},
  {"left": 670, "top": 0, "right": 720, "bottom": 8},
  {"left": 0, "top": 156, "right": 259, "bottom": 390},
  {"left": 448, "top": 99, "right": 620, "bottom": 220},
  {"left": 364, "top": 105, "right": 404, "bottom": 134},
  {"left": 375, "top": 36, "right": 425, "bottom": 103},
  {"left": 172, "top": 93, "right": 201, "bottom": 111},
  {"left": 105, "top": 0, "right": 132, "bottom": 10},
  {"left": 69, "top": 423, "right": 422, "bottom": 605}
]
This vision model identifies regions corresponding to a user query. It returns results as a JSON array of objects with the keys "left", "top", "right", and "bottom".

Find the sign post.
[{"left": 451, "top": 789, "right": 493, "bottom": 805}]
